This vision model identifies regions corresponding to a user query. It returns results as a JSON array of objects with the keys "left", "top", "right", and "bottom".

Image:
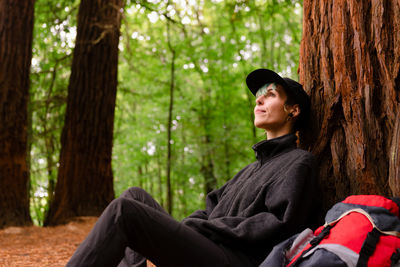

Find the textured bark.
[
  {"left": 44, "top": 0, "right": 124, "bottom": 226},
  {"left": 300, "top": 0, "right": 400, "bottom": 212},
  {"left": 0, "top": 0, "right": 34, "bottom": 228}
]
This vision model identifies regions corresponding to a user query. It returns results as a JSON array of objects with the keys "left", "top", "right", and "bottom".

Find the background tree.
[
  {"left": 0, "top": 0, "right": 35, "bottom": 228},
  {"left": 300, "top": 0, "right": 400, "bottom": 213},
  {"left": 44, "top": 0, "right": 124, "bottom": 226},
  {"left": 165, "top": 15, "right": 177, "bottom": 214},
  {"left": 29, "top": 0, "right": 78, "bottom": 225}
]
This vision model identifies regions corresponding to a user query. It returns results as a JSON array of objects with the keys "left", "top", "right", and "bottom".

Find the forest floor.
[{"left": 0, "top": 216, "right": 98, "bottom": 267}]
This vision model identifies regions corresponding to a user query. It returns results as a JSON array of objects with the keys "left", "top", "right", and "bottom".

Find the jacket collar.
[{"left": 252, "top": 133, "right": 297, "bottom": 162}]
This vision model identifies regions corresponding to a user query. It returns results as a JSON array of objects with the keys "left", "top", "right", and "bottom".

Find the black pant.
[{"left": 66, "top": 187, "right": 253, "bottom": 267}]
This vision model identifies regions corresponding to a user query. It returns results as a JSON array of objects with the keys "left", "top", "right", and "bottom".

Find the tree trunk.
[
  {"left": 156, "top": 153, "right": 164, "bottom": 207},
  {"left": 200, "top": 133, "right": 217, "bottom": 195},
  {"left": 0, "top": 0, "right": 34, "bottom": 228},
  {"left": 45, "top": 0, "right": 124, "bottom": 226},
  {"left": 300, "top": 0, "right": 400, "bottom": 212},
  {"left": 165, "top": 20, "right": 176, "bottom": 214},
  {"left": 198, "top": 90, "right": 217, "bottom": 195}
]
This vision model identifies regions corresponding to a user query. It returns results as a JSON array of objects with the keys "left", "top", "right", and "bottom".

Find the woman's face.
[{"left": 254, "top": 83, "right": 292, "bottom": 137}]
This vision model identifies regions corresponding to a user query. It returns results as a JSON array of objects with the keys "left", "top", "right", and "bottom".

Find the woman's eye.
[{"left": 265, "top": 92, "right": 274, "bottom": 97}]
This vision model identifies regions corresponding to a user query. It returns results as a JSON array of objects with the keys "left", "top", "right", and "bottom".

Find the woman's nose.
[{"left": 256, "top": 95, "right": 264, "bottom": 105}]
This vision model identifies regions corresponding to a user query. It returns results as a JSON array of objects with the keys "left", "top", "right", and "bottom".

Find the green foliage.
[
  {"left": 29, "top": 0, "right": 303, "bottom": 223},
  {"left": 113, "top": 0, "right": 303, "bottom": 219}
]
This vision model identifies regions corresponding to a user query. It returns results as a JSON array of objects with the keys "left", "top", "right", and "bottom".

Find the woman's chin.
[{"left": 254, "top": 122, "right": 267, "bottom": 130}]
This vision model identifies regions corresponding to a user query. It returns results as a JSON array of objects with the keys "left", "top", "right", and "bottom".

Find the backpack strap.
[
  {"left": 310, "top": 225, "right": 332, "bottom": 246},
  {"left": 289, "top": 225, "right": 333, "bottom": 266},
  {"left": 390, "top": 249, "right": 400, "bottom": 267},
  {"left": 356, "top": 228, "right": 381, "bottom": 267}
]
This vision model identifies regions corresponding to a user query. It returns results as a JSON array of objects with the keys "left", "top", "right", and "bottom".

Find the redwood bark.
[
  {"left": 0, "top": 0, "right": 34, "bottom": 228},
  {"left": 45, "top": 0, "right": 124, "bottom": 225},
  {"left": 300, "top": 0, "right": 400, "bottom": 211}
]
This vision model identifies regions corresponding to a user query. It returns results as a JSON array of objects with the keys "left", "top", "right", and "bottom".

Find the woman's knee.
[
  {"left": 120, "top": 187, "right": 148, "bottom": 200},
  {"left": 118, "top": 187, "right": 165, "bottom": 213}
]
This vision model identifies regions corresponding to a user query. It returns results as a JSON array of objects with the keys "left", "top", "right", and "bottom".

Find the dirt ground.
[{"left": 0, "top": 217, "right": 98, "bottom": 267}]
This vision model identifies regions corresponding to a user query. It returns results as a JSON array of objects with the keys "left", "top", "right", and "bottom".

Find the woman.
[{"left": 67, "top": 69, "right": 318, "bottom": 267}]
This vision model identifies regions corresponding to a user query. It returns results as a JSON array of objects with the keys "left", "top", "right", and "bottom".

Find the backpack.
[{"left": 260, "top": 195, "right": 400, "bottom": 267}]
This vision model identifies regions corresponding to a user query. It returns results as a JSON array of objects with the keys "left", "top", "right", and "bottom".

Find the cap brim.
[{"left": 246, "top": 69, "right": 288, "bottom": 96}]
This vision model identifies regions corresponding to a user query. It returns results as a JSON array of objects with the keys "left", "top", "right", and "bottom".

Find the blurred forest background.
[
  {"left": 2, "top": 0, "right": 399, "bottom": 229},
  {"left": 11, "top": 0, "right": 303, "bottom": 226}
]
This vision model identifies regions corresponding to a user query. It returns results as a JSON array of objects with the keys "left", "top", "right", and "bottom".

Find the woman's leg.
[
  {"left": 66, "top": 187, "right": 232, "bottom": 267},
  {"left": 118, "top": 187, "right": 166, "bottom": 212},
  {"left": 117, "top": 187, "right": 167, "bottom": 267}
]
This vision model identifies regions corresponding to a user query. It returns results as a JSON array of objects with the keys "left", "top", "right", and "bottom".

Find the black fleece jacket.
[{"left": 182, "top": 133, "right": 318, "bottom": 265}]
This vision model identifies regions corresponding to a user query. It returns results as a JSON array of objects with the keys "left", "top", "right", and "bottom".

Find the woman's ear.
[{"left": 290, "top": 104, "right": 301, "bottom": 119}]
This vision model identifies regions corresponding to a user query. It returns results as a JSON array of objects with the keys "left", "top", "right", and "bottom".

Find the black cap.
[{"left": 246, "top": 68, "right": 311, "bottom": 130}]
